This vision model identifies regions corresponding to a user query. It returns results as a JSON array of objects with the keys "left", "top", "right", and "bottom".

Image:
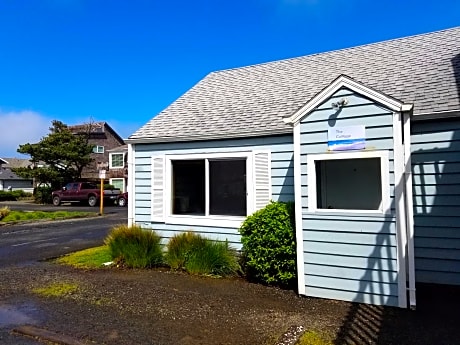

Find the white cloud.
[{"left": 0, "top": 110, "right": 52, "bottom": 158}]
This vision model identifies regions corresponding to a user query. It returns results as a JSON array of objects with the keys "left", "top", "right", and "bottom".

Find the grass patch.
[
  {"left": 105, "top": 224, "right": 163, "bottom": 268},
  {"left": 0, "top": 210, "right": 97, "bottom": 222},
  {"left": 32, "top": 282, "right": 79, "bottom": 297},
  {"left": 56, "top": 245, "right": 112, "bottom": 269},
  {"left": 296, "top": 331, "right": 333, "bottom": 345}
]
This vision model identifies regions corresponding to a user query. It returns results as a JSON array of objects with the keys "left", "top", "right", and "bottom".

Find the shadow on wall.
[
  {"left": 334, "top": 54, "right": 460, "bottom": 344},
  {"left": 277, "top": 157, "right": 294, "bottom": 203}
]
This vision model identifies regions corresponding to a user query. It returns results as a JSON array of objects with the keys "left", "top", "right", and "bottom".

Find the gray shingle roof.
[{"left": 129, "top": 27, "right": 460, "bottom": 142}]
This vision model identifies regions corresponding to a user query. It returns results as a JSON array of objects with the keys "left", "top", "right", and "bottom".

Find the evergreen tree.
[{"left": 14, "top": 120, "right": 94, "bottom": 189}]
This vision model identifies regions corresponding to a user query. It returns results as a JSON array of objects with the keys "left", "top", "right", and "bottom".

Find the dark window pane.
[
  {"left": 172, "top": 160, "right": 205, "bottom": 215},
  {"left": 316, "top": 158, "right": 382, "bottom": 210},
  {"left": 209, "top": 159, "right": 246, "bottom": 216}
]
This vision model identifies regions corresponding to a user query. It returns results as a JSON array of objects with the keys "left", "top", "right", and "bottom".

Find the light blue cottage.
[
  {"left": 283, "top": 75, "right": 415, "bottom": 308},
  {"left": 126, "top": 27, "right": 460, "bottom": 309}
]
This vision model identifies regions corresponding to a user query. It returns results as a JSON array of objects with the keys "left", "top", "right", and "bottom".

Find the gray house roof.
[
  {"left": 0, "top": 167, "right": 24, "bottom": 181},
  {"left": 129, "top": 26, "right": 460, "bottom": 143}
]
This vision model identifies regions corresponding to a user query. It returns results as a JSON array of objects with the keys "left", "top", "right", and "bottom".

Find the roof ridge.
[{"left": 209, "top": 26, "right": 460, "bottom": 75}]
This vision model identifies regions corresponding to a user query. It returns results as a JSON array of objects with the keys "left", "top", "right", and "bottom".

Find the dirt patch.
[{"left": 0, "top": 263, "right": 459, "bottom": 345}]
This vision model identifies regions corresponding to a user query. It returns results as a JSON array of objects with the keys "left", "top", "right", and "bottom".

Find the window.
[
  {"left": 110, "top": 153, "right": 124, "bottom": 169},
  {"left": 171, "top": 158, "right": 247, "bottom": 216},
  {"left": 151, "top": 151, "right": 271, "bottom": 226},
  {"left": 81, "top": 182, "right": 97, "bottom": 190},
  {"left": 110, "top": 178, "right": 125, "bottom": 192},
  {"left": 307, "top": 151, "right": 389, "bottom": 213},
  {"left": 93, "top": 146, "right": 104, "bottom": 154}
]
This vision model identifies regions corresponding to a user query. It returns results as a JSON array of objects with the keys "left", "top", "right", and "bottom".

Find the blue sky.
[{"left": 0, "top": 0, "right": 459, "bottom": 158}]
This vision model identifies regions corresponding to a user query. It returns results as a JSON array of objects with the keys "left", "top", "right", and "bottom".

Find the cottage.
[
  {"left": 0, "top": 158, "right": 34, "bottom": 192},
  {"left": 126, "top": 27, "right": 460, "bottom": 309}
]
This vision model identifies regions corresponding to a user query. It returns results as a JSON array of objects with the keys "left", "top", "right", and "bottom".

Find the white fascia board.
[
  {"left": 284, "top": 75, "right": 409, "bottom": 124},
  {"left": 127, "top": 143, "right": 135, "bottom": 227},
  {"left": 392, "top": 111, "right": 408, "bottom": 309},
  {"left": 293, "top": 123, "right": 306, "bottom": 295},
  {"left": 403, "top": 111, "right": 416, "bottom": 310}
]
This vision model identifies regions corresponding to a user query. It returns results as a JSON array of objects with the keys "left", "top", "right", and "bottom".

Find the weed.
[
  {"left": 296, "top": 331, "right": 333, "bottom": 345},
  {"left": 32, "top": 282, "right": 79, "bottom": 297}
]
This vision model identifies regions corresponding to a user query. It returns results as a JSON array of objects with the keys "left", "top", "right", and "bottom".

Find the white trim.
[
  {"left": 164, "top": 151, "right": 258, "bottom": 225},
  {"left": 109, "top": 152, "right": 125, "bottom": 169},
  {"left": 165, "top": 215, "right": 245, "bottom": 228},
  {"left": 393, "top": 111, "right": 408, "bottom": 308},
  {"left": 284, "top": 75, "right": 411, "bottom": 124},
  {"left": 127, "top": 144, "right": 135, "bottom": 226},
  {"left": 293, "top": 124, "right": 306, "bottom": 295},
  {"left": 403, "top": 111, "right": 416, "bottom": 310},
  {"left": 306, "top": 150, "right": 390, "bottom": 214}
]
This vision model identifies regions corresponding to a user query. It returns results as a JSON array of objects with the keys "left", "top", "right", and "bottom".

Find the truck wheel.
[
  {"left": 118, "top": 197, "right": 127, "bottom": 207},
  {"left": 88, "top": 195, "right": 98, "bottom": 207},
  {"left": 52, "top": 196, "right": 61, "bottom": 206}
]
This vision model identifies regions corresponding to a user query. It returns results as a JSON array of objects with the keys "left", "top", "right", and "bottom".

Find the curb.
[{"left": 12, "top": 325, "right": 88, "bottom": 345}]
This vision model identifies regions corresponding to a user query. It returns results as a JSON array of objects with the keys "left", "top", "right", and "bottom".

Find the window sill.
[
  {"left": 305, "top": 209, "right": 394, "bottom": 218},
  {"left": 165, "top": 215, "right": 245, "bottom": 228}
]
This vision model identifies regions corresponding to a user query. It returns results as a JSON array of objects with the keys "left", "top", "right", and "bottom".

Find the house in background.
[
  {"left": 126, "top": 27, "right": 460, "bottom": 309},
  {"left": 107, "top": 144, "right": 128, "bottom": 192},
  {"left": 0, "top": 158, "right": 34, "bottom": 192},
  {"left": 68, "top": 122, "right": 125, "bottom": 182}
]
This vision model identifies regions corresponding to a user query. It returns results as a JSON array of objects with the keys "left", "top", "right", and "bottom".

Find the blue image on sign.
[{"left": 328, "top": 126, "right": 366, "bottom": 151}]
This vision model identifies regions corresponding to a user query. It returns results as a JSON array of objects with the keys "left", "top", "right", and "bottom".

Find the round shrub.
[{"left": 239, "top": 201, "right": 296, "bottom": 287}]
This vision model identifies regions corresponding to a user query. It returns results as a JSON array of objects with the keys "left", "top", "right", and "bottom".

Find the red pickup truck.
[{"left": 52, "top": 182, "right": 121, "bottom": 207}]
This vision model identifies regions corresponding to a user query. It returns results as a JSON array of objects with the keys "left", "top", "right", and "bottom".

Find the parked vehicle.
[
  {"left": 52, "top": 182, "right": 121, "bottom": 207},
  {"left": 117, "top": 192, "right": 128, "bottom": 207}
]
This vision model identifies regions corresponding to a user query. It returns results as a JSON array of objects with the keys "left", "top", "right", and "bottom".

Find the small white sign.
[
  {"left": 328, "top": 125, "right": 366, "bottom": 151},
  {"left": 99, "top": 170, "right": 106, "bottom": 179}
]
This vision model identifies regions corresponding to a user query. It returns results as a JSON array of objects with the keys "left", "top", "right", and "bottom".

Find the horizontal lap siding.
[
  {"left": 133, "top": 135, "right": 294, "bottom": 246},
  {"left": 300, "top": 89, "right": 398, "bottom": 306},
  {"left": 411, "top": 118, "right": 460, "bottom": 285}
]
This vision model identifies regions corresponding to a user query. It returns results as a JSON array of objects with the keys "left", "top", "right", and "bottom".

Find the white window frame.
[
  {"left": 164, "top": 152, "right": 255, "bottom": 228},
  {"left": 110, "top": 178, "right": 125, "bottom": 193},
  {"left": 93, "top": 145, "right": 104, "bottom": 154},
  {"left": 109, "top": 152, "right": 125, "bottom": 169},
  {"left": 307, "top": 150, "right": 390, "bottom": 214}
]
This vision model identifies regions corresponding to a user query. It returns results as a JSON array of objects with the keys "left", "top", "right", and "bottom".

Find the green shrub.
[
  {"left": 165, "top": 232, "right": 239, "bottom": 276},
  {"left": 34, "top": 186, "right": 53, "bottom": 204},
  {"left": 239, "top": 201, "right": 296, "bottom": 287},
  {"left": 0, "top": 206, "right": 10, "bottom": 220},
  {"left": 0, "top": 190, "right": 18, "bottom": 201},
  {"left": 104, "top": 225, "right": 163, "bottom": 268}
]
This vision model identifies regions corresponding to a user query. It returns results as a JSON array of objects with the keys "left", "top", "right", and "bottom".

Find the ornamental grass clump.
[
  {"left": 239, "top": 201, "right": 296, "bottom": 288},
  {"left": 0, "top": 206, "right": 10, "bottom": 220},
  {"left": 105, "top": 224, "right": 163, "bottom": 268},
  {"left": 165, "top": 232, "right": 239, "bottom": 276}
]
